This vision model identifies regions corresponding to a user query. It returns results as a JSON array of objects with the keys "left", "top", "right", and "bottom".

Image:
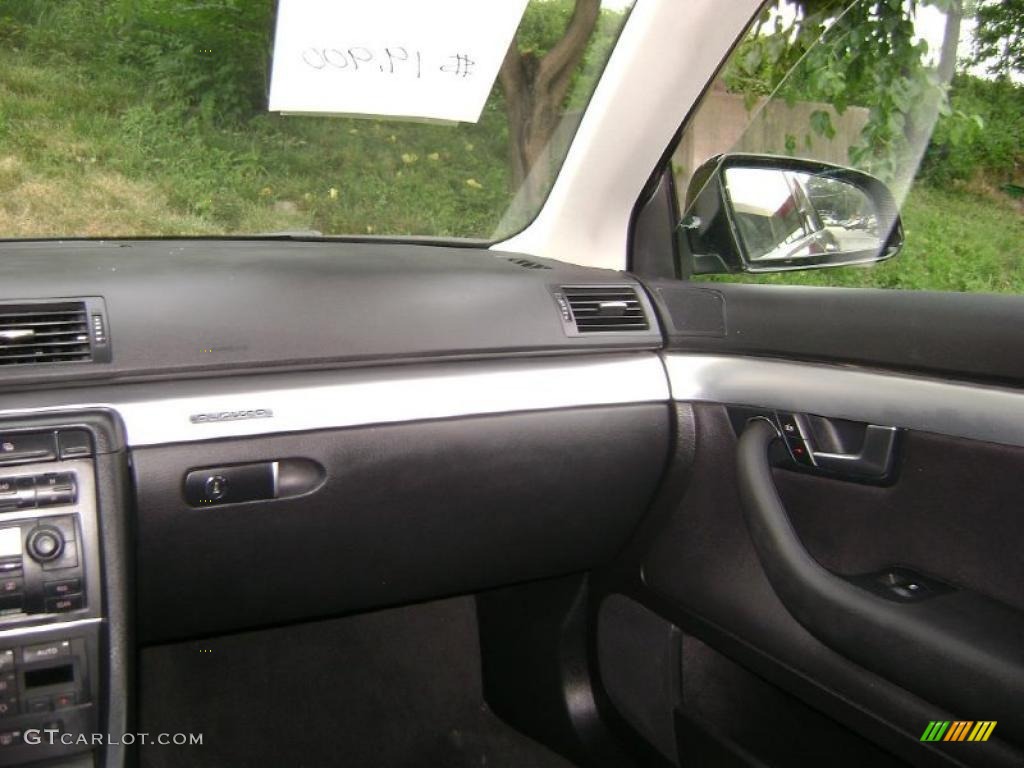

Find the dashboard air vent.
[
  {"left": 506, "top": 257, "right": 551, "bottom": 270},
  {"left": 561, "top": 286, "right": 650, "bottom": 333},
  {"left": 0, "top": 300, "right": 104, "bottom": 367}
]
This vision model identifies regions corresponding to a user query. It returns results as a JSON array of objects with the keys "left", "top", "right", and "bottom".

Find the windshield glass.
[{"left": 0, "top": 0, "right": 632, "bottom": 240}]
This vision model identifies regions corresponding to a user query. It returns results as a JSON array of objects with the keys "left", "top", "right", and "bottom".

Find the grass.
[
  {"left": 698, "top": 184, "right": 1024, "bottom": 293},
  {"left": 0, "top": 46, "right": 515, "bottom": 239}
]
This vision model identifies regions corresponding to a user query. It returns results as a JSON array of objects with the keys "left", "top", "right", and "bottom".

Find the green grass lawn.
[
  {"left": 698, "top": 185, "right": 1024, "bottom": 293},
  {"left": 0, "top": 47, "right": 515, "bottom": 239}
]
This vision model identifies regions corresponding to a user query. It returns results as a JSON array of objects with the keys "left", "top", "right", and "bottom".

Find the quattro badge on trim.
[{"left": 189, "top": 409, "right": 273, "bottom": 424}]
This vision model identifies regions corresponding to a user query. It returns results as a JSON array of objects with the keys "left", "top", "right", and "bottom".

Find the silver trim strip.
[
  {"left": 666, "top": 354, "right": 1024, "bottom": 448},
  {"left": 0, "top": 355, "right": 669, "bottom": 447},
  {"left": 0, "top": 617, "right": 102, "bottom": 642}
]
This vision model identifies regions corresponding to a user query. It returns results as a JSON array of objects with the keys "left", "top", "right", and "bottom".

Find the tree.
[
  {"left": 972, "top": 0, "right": 1024, "bottom": 76},
  {"left": 498, "top": 0, "right": 600, "bottom": 198},
  {"left": 938, "top": 0, "right": 963, "bottom": 85},
  {"left": 724, "top": 1, "right": 951, "bottom": 183}
]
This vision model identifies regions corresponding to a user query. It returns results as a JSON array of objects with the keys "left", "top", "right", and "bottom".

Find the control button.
[
  {"left": 0, "top": 477, "right": 34, "bottom": 512},
  {"left": 57, "top": 430, "right": 93, "bottom": 460},
  {"left": 27, "top": 699, "right": 50, "bottom": 714},
  {"left": 35, "top": 473, "right": 76, "bottom": 508},
  {"left": 775, "top": 412, "right": 804, "bottom": 439},
  {"left": 44, "top": 516, "right": 76, "bottom": 544},
  {"left": 0, "top": 578, "right": 21, "bottom": 595},
  {"left": 22, "top": 640, "right": 70, "bottom": 664},
  {"left": 38, "top": 473, "right": 74, "bottom": 489},
  {"left": 0, "top": 559, "right": 21, "bottom": 575},
  {"left": 41, "top": 539, "right": 77, "bottom": 571},
  {"left": 52, "top": 693, "right": 76, "bottom": 709},
  {"left": 27, "top": 527, "right": 64, "bottom": 563},
  {"left": 36, "top": 487, "right": 75, "bottom": 507},
  {"left": 14, "top": 477, "right": 36, "bottom": 509},
  {"left": 0, "top": 730, "right": 21, "bottom": 747},
  {"left": 0, "top": 433, "right": 56, "bottom": 466},
  {"left": 787, "top": 437, "right": 816, "bottom": 467},
  {"left": 44, "top": 579, "right": 81, "bottom": 598},
  {"left": 45, "top": 595, "right": 83, "bottom": 613},
  {"left": 0, "top": 652, "right": 13, "bottom": 671},
  {"left": 0, "top": 698, "right": 18, "bottom": 718},
  {"left": 0, "top": 674, "right": 14, "bottom": 695}
]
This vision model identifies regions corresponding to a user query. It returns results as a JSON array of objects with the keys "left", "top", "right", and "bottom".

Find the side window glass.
[{"left": 673, "top": 0, "right": 1023, "bottom": 292}]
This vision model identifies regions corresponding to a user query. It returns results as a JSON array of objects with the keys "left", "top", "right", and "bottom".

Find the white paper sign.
[{"left": 268, "top": 0, "right": 529, "bottom": 123}]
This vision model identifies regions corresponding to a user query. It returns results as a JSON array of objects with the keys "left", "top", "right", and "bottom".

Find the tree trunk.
[
  {"left": 938, "top": 0, "right": 963, "bottom": 85},
  {"left": 499, "top": 0, "right": 601, "bottom": 201}
]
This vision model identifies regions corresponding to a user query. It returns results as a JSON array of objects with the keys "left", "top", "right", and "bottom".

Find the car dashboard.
[{"left": 0, "top": 240, "right": 672, "bottom": 767}]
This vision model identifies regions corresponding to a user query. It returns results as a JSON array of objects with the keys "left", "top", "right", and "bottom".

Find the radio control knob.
[{"left": 27, "top": 527, "right": 64, "bottom": 563}]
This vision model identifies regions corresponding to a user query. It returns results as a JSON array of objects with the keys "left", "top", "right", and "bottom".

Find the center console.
[{"left": 0, "top": 417, "right": 129, "bottom": 768}]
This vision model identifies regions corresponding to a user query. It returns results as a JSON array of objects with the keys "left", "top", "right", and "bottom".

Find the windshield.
[{"left": 0, "top": 0, "right": 632, "bottom": 240}]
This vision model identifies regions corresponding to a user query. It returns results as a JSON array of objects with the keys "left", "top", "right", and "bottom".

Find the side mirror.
[{"left": 679, "top": 153, "right": 904, "bottom": 275}]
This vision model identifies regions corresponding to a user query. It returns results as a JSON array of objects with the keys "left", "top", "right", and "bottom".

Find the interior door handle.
[{"left": 810, "top": 424, "right": 897, "bottom": 478}]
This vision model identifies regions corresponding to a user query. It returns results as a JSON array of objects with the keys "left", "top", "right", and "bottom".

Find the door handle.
[
  {"left": 810, "top": 424, "right": 897, "bottom": 479},
  {"left": 774, "top": 411, "right": 898, "bottom": 481}
]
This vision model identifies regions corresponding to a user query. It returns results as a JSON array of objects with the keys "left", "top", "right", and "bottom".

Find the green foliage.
[
  {"left": 113, "top": 0, "right": 276, "bottom": 123},
  {"left": 724, "top": 1, "right": 949, "bottom": 182},
  {"left": 972, "top": 0, "right": 1024, "bottom": 76},
  {"left": 920, "top": 75, "right": 1023, "bottom": 184}
]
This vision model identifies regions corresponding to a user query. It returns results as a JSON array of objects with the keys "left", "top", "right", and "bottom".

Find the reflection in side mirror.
[{"left": 680, "top": 154, "right": 903, "bottom": 275}]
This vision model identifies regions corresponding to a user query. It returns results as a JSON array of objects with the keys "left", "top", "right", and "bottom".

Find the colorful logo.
[{"left": 921, "top": 721, "right": 997, "bottom": 742}]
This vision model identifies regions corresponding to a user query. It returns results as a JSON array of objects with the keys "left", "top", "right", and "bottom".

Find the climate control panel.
[{"left": 0, "top": 514, "right": 84, "bottom": 617}]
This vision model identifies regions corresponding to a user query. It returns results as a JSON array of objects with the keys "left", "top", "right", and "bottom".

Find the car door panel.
[
  {"left": 597, "top": 402, "right": 1024, "bottom": 768},
  {"left": 583, "top": 266, "right": 1024, "bottom": 767}
]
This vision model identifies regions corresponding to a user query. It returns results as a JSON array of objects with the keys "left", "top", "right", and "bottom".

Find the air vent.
[
  {"left": 0, "top": 299, "right": 107, "bottom": 367},
  {"left": 561, "top": 286, "right": 650, "bottom": 333},
  {"left": 506, "top": 257, "right": 551, "bottom": 270}
]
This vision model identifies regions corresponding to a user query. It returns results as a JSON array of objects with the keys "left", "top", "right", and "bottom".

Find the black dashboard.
[
  {"left": 0, "top": 240, "right": 672, "bottom": 767},
  {"left": 0, "top": 241, "right": 661, "bottom": 389}
]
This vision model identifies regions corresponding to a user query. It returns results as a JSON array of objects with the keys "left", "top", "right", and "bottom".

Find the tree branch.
[
  {"left": 536, "top": 0, "right": 601, "bottom": 99},
  {"left": 499, "top": 37, "right": 527, "bottom": 99}
]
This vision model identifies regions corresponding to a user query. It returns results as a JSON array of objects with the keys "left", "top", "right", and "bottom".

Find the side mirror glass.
[{"left": 680, "top": 154, "right": 904, "bottom": 275}]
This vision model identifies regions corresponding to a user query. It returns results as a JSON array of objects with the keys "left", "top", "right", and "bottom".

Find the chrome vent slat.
[
  {"left": 0, "top": 301, "right": 94, "bottom": 366},
  {"left": 0, "top": 339, "right": 90, "bottom": 350},
  {"left": 0, "top": 310, "right": 86, "bottom": 319},
  {"left": 9, "top": 329, "right": 89, "bottom": 339},
  {"left": 0, "top": 319, "right": 87, "bottom": 328},
  {"left": 0, "top": 353, "right": 91, "bottom": 363},
  {"left": 561, "top": 286, "right": 650, "bottom": 334}
]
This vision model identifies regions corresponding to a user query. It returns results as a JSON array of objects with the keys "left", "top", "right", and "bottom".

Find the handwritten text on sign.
[{"left": 268, "top": 0, "right": 529, "bottom": 123}]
